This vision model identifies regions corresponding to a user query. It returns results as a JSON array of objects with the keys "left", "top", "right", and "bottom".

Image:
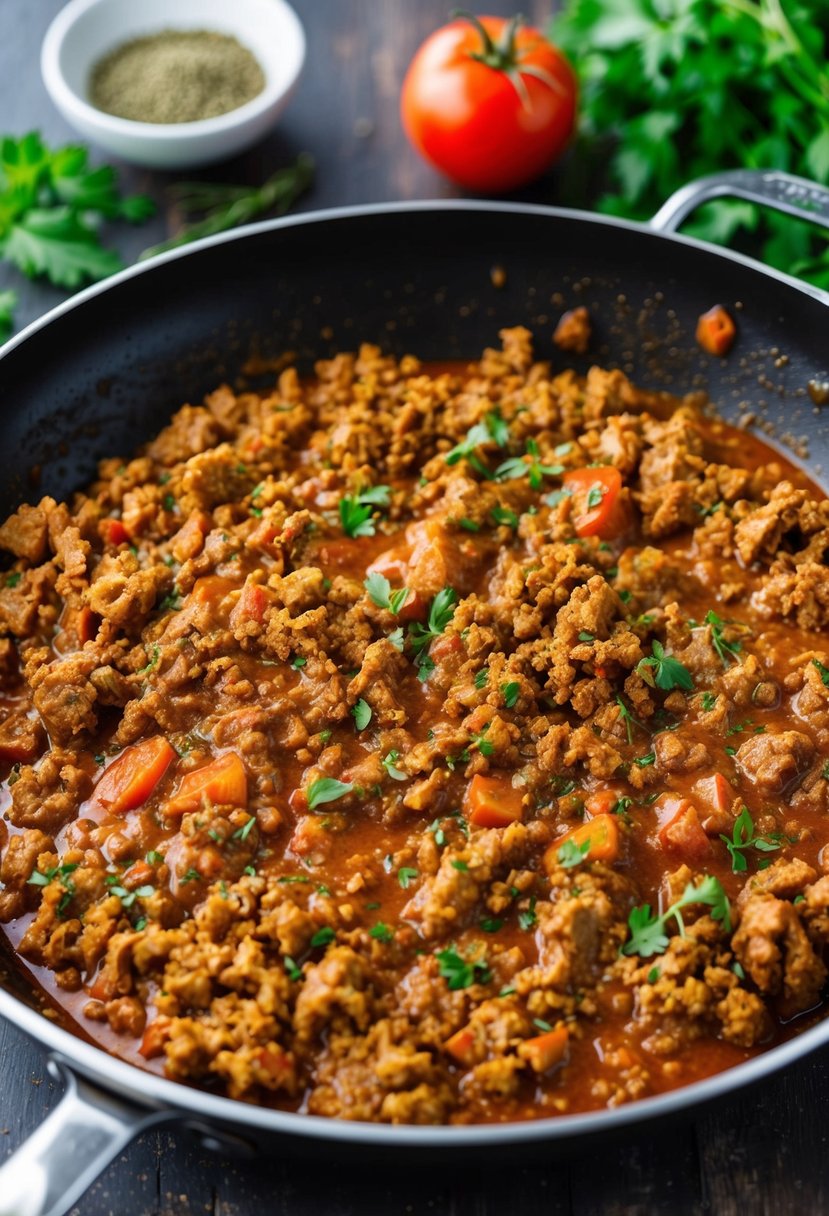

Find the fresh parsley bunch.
[
  {"left": 0, "top": 131, "right": 154, "bottom": 337},
  {"left": 552, "top": 0, "right": 829, "bottom": 288}
]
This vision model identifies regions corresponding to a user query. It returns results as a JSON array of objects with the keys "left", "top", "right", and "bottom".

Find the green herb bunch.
[
  {"left": 0, "top": 132, "right": 155, "bottom": 337},
  {"left": 552, "top": 0, "right": 829, "bottom": 288}
]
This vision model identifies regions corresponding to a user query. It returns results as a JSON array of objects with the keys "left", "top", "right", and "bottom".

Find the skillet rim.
[{"left": 1, "top": 197, "right": 828, "bottom": 1145}]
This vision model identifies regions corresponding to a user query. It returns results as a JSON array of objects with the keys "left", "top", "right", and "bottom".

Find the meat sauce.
[{"left": 1, "top": 328, "right": 828, "bottom": 1124}]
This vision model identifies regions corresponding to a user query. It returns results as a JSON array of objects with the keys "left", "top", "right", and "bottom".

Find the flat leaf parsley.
[{"left": 622, "top": 875, "right": 731, "bottom": 958}]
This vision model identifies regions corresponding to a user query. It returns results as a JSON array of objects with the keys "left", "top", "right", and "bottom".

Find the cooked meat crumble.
[{"left": 1, "top": 327, "right": 829, "bottom": 1124}]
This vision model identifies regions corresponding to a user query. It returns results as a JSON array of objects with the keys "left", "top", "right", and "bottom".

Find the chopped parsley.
[
  {"left": 4, "top": 571, "right": 22, "bottom": 588},
  {"left": 408, "top": 586, "right": 458, "bottom": 678},
  {"left": 137, "top": 645, "right": 160, "bottom": 676},
  {"left": 480, "top": 917, "right": 504, "bottom": 933},
  {"left": 700, "top": 691, "right": 717, "bottom": 712},
  {"left": 496, "top": 438, "right": 564, "bottom": 490},
  {"left": 518, "top": 895, "right": 538, "bottom": 931},
  {"left": 471, "top": 724, "right": 494, "bottom": 757},
  {"left": 398, "top": 866, "right": 419, "bottom": 889},
  {"left": 705, "top": 609, "right": 743, "bottom": 668},
  {"left": 557, "top": 838, "right": 590, "bottom": 869},
  {"left": 179, "top": 868, "right": 202, "bottom": 885},
  {"left": 721, "top": 806, "right": 783, "bottom": 873},
  {"left": 369, "top": 922, "right": 394, "bottom": 943},
  {"left": 501, "top": 681, "right": 520, "bottom": 708},
  {"left": 622, "top": 875, "right": 731, "bottom": 958},
  {"left": 428, "top": 818, "right": 447, "bottom": 847},
  {"left": 633, "top": 752, "right": 656, "bottom": 768},
  {"left": 338, "top": 485, "right": 391, "bottom": 538},
  {"left": 445, "top": 411, "right": 509, "bottom": 476},
  {"left": 310, "top": 927, "right": 336, "bottom": 948},
  {"left": 291, "top": 655, "right": 307, "bottom": 670},
  {"left": 351, "top": 699, "right": 372, "bottom": 730},
  {"left": 232, "top": 816, "right": 256, "bottom": 842},
  {"left": 364, "top": 570, "right": 409, "bottom": 614},
  {"left": 636, "top": 640, "right": 694, "bottom": 692},
  {"left": 284, "top": 956, "right": 302, "bottom": 981},
  {"left": 306, "top": 777, "right": 354, "bottom": 811},
  {"left": 615, "top": 695, "right": 645, "bottom": 744},
  {"left": 490, "top": 505, "right": 519, "bottom": 528},
  {"left": 474, "top": 668, "right": 490, "bottom": 689},
  {"left": 436, "top": 947, "right": 492, "bottom": 990},
  {"left": 382, "top": 750, "right": 407, "bottom": 781}
]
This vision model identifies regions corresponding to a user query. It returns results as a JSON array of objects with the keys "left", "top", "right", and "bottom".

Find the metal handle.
[
  {"left": 651, "top": 169, "right": 829, "bottom": 234},
  {"left": 0, "top": 1059, "right": 171, "bottom": 1216}
]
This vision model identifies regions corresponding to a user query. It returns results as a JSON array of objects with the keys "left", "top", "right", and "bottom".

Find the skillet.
[{"left": 0, "top": 169, "right": 828, "bottom": 1216}]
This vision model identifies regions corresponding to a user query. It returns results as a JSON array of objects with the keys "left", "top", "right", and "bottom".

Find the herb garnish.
[
  {"left": 557, "top": 838, "right": 590, "bottom": 869},
  {"left": 398, "top": 867, "right": 419, "bottom": 889},
  {"left": 382, "top": 750, "right": 407, "bottom": 781},
  {"left": 636, "top": 640, "right": 694, "bottom": 691},
  {"left": 369, "top": 922, "right": 394, "bottom": 943},
  {"left": 408, "top": 586, "right": 458, "bottom": 679},
  {"left": 813, "top": 658, "right": 829, "bottom": 687},
  {"left": 445, "top": 411, "right": 509, "bottom": 476},
  {"left": 721, "top": 806, "right": 783, "bottom": 873},
  {"left": 518, "top": 895, "right": 538, "bottom": 931},
  {"left": 436, "top": 947, "right": 492, "bottom": 990},
  {"left": 364, "top": 570, "right": 409, "bottom": 614},
  {"left": 338, "top": 485, "right": 391, "bottom": 538},
  {"left": 351, "top": 699, "right": 372, "bottom": 730},
  {"left": 306, "top": 777, "right": 354, "bottom": 811},
  {"left": 501, "top": 681, "right": 520, "bottom": 709},
  {"left": 622, "top": 875, "right": 731, "bottom": 958},
  {"left": 705, "top": 610, "right": 743, "bottom": 668},
  {"left": 496, "top": 438, "right": 564, "bottom": 490},
  {"left": 310, "top": 927, "right": 335, "bottom": 948}
]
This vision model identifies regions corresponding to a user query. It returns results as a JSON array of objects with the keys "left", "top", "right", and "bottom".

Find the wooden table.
[{"left": 2, "top": 2, "right": 829, "bottom": 1213}]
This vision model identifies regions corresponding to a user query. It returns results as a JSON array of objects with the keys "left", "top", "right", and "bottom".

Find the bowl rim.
[{"left": 40, "top": 0, "right": 306, "bottom": 140}]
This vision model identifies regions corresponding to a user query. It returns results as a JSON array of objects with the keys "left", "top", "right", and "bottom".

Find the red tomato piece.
[
  {"left": 444, "top": 1025, "right": 478, "bottom": 1067},
  {"left": 401, "top": 14, "right": 576, "bottom": 193},
  {"left": 166, "top": 752, "right": 247, "bottom": 817},
  {"left": 658, "top": 798, "right": 712, "bottom": 861},
  {"left": 88, "top": 736, "right": 176, "bottom": 818},
  {"left": 696, "top": 305, "right": 736, "bottom": 357},
  {"left": 100, "top": 518, "right": 129, "bottom": 546},
  {"left": 465, "top": 773, "right": 525, "bottom": 828},
  {"left": 584, "top": 789, "right": 619, "bottom": 816},
  {"left": 562, "top": 466, "right": 627, "bottom": 539}
]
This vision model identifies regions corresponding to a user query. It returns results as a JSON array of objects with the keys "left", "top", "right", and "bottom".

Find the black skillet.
[{"left": 0, "top": 169, "right": 828, "bottom": 1216}]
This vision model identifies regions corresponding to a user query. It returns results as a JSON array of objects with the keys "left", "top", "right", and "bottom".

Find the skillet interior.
[
  {"left": 1, "top": 201, "right": 829, "bottom": 1148},
  {"left": 0, "top": 201, "right": 827, "bottom": 518}
]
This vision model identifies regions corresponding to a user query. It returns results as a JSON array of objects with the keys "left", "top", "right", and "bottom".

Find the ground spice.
[{"left": 89, "top": 30, "right": 265, "bottom": 124}]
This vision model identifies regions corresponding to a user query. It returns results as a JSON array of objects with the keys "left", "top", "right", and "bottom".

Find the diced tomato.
[
  {"left": 165, "top": 752, "right": 247, "bottom": 816},
  {"left": 139, "top": 1017, "right": 171, "bottom": 1060},
  {"left": 288, "top": 787, "right": 309, "bottom": 814},
  {"left": 562, "top": 466, "right": 627, "bottom": 539},
  {"left": 696, "top": 305, "right": 736, "bottom": 357},
  {"left": 444, "top": 1025, "right": 478, "bottom": 1067},
  {"left": 693, "top": 773, "right": 736, "bottom": 816},
  {"left": 88, "top": 973, "right": 115, "bottom": 1002},
  {"left": 190, "top": 575, "right": 237, "bottom": 607},
  {"left": 584, "top": 789, "right": 619, "bottom": 816},
  {"left": 657, "top": 797, "right": 712, "bottom": 861},
  {"left": 88, "top": 736, "right": 176, "bottom": 818},
  {"left": 465, "top": 773, "right": 525, "bottom": 828},
  {"left": 100, "top": 518, "right": 129, "bottom": 546},
  {"left": 289, "top": 815, "right": 329, "bottom": 857},
  {"left": 230, "top": 580, "right": 269, "bottom": 627},
  {"left": 544, "top": 813, "right": 621, "bottom": 872},
  {"left": 430, "top": 633, "right": 464, "bottom": 662},
  {"left": 518, "top": 1026, "right": 569, "bottom": 1073}
]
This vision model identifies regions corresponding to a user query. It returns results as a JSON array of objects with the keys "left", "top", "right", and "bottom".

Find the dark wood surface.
[{"left": 2, "top": 2, "right": 829, "bottom": 1213}]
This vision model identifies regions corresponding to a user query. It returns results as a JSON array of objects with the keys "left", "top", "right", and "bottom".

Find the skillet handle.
[
  {"left": 650, "top": 169, "right": 829, "bottom": 234},
  {"left": 0, "top": 1058, "right": 172, "bottom": 1216}
]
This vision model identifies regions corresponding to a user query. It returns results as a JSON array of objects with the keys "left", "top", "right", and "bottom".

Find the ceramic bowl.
[{"left": 41, "top": 0, "right": 305, "bottom": 169}]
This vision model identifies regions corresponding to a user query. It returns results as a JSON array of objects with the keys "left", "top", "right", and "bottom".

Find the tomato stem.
[{"left": 451, "top": 9, "right": 525, "bottom": 72}]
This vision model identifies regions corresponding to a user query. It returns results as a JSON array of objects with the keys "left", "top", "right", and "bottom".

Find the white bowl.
[{"left": 41, "top": 0, "right": 305, "bottom": 169}]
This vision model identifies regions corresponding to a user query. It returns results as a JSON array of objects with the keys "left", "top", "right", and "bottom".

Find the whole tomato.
[{"left": 401, "top": 14, "right": 577, "bottom": 193}]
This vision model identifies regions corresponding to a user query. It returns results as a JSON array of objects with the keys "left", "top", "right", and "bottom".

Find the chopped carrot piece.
[
  {"left": 166, "top": 752, "right": 247, "bottom": 816},
  {"left": 139, "top": 1017, "right": 171, "bottom": 1059},
  {"left": 518, "top": 1026, "right": 569, "bottom": 1073},
  {"left": 544, "top": 813, "right": 621, "bottom": 872},
  {"left": 88, "top": 736, "right": 176, "bottom": 818},
  {"left": 230, "top": 580, "right": 269, "bottom": 627},
  {"left": 696, "top": 305, "right": 736, "bottom": 357},
  {"left": 584, "top": 789, "right": 619, "bottom": 816},
  {"left": 658, "top": 797, "right": 712, "bottom": 861},
  {"left": 465, "top": 773, "right": 525, "bottom": 828},
  {"left": 444, "top": 1025, "right": 478, "bottom": 1067},
  {"left": 121, "top": 860, "right": 154, "bottom": 889},
  {"left": 693, "top": 773, "right": 737, "bottom": 816},
  {"left": 562, "top": 466, "right": 627, "bottom": 539}
]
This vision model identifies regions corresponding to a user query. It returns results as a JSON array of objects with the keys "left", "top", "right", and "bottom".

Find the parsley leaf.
[
  {"left": 310, "top": 926, "right": 336, "bottom": 948},
  {"left": 338, "top": 485, "right": 390, "bottom": 538},
  {"left": 369, "top": 922, "right": 394, "bottom": 943},
  {"left": 813, "top": 658, "right": 829, "bottom": 687},
  {"left": 436, "top": 947, "right": 492, "bottom": 990},
  {"left": 501, "top": 681, "right": 520, "bottom": 709},
  {"left": 557, "top": 838, "right": 590, "bottom": 869},
  {"left": 496, "top": 438, "right": 564, "bottom": 490},
  {"left": 445, "top": 411, "right": 510, "bottom": 476},
  {"left": 0, "top": 288, "right": 16, "bottom": 340},
  {"left": 351, "top": 699, "right": 372, "bottom": 731},
  {"left": 306, "top": 777, "right": 353, "bottom": 810},
  {"left": 637, "top": 640, "right": 694, "bottom": 691},
  {"left": 398, "top": 866, "right": 418, "bottom": 889},
  {"left": 622, "top": 875, "right": 732, "bottom": 958},
  {"left": 408, "top": 586, "right": 458, "bottom": 674},
  {"left": 364, "top": 570, "right": 409, "bottom": 614},
  {"left": 720, "top": 806, "right": 782, "bottom": 874},
  {"left": 705, "top": 610, "right": 743, "bottom": 668},
  {"left": 382, "top": 750, "right": 407, "bottom": 781}
]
